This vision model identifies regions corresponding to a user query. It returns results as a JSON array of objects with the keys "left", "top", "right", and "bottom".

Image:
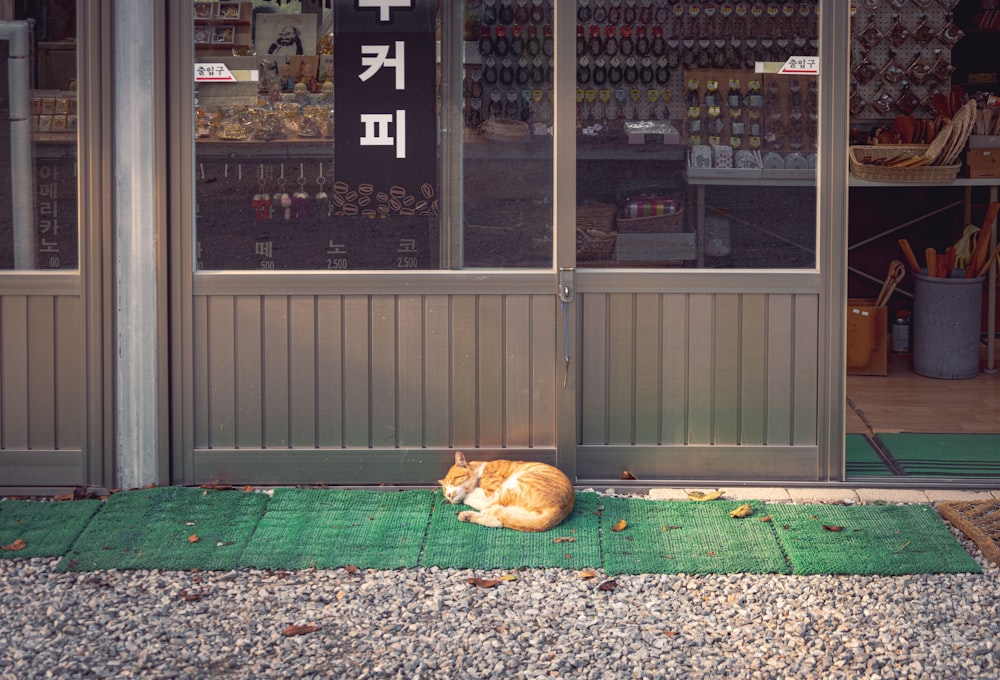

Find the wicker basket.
[
  {"left": 576, "top": 202, "right": 617, "bottom": 261},
  {"left": 481, "top": 118, "right": 530, "bottom": 142},
  {"left": 617, "top": 206, "right": 685, "bottom": 233},
  {"left": 849, "top": 145, "right": 960, "bottom": 183}
]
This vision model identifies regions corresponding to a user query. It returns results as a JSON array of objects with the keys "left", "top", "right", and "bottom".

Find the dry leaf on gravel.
[
  {"left": 344, "top": 565, "right": 360, "bottom": 575},
  {"left": 578, "top": 569, "right": 598, "bottom": 579},
  {"left": 283, "top": 624, "right": 321, "bottom": 637},
  {"left": 597, "top": 580, "right": 617, "bottom": 591},
  {"left": 179, "top": 590, "right": 203, "bottom": 602},
  {"left": 2, "top": 538, "right": 27, "bottom": 552},
  {"left": 467, "top": 578, "right": 502, "bottom": 588}
]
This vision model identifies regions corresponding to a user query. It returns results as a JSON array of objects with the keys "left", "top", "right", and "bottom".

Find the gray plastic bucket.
[{"left": 912, "top": 269, "right": 984, "bottom": 379}]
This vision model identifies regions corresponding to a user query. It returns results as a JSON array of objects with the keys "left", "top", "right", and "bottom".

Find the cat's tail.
[{"left": 493, "top": 502, "right": 574, "bottom": 532}]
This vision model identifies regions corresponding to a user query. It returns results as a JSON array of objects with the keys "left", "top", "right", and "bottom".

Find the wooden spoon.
[
  {"left": 898, "top": 238, "right": 922, "bottom": 273},
  {"left": 967, "top": 202, "right": 999, "bottom": 277}
]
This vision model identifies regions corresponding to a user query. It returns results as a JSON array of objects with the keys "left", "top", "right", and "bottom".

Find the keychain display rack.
[
  {"left": 850, "top": 1, "right": 964, "bottom": 120},
  {"left": 465, "top": 1, "right": 820, "bottom": 138}
]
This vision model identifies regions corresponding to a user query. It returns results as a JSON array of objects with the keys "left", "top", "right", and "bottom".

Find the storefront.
[{"left": 0, "top": 1, "right": 994, "bottom": 493}]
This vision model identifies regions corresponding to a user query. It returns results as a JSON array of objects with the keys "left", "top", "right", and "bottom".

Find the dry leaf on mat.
[
  {"left": 822, "top": 525, "right": 844, "bottom": 532},
  {"left": 729, "top": 504, "right": 754, "bottom": 518},
  {"left": 553, "top": 537, "right": 576, "bottom": 543},
  {"left": 611, "top": 519, "right": 627, "bottom": 532},
  {"left": 187, "top": 535, "right": 200, "bottom": 543},
  {"left": 2, "top": 538, "right": 27, "bottom": 552}
]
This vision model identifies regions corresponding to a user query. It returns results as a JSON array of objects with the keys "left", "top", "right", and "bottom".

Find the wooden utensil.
[
  {"left": 875, "top": 260, "right": 906, "bottom": 307},
  {"left": 967, "top": 202, "right": 999, "bottom": 277},
  {"left": 925, "top": 248, "right": 938, "bottom": 277},
  {"left": 975, "top": 244, "right": 1000, "bottom": 279},
  {"left": 898, "top": 238, "right": 922, "bottom": 273},
  {"left": 943, "top": 246, "right": 956, "bottom": 277}
]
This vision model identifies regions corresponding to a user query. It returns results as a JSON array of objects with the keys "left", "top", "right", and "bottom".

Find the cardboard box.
[
  {"left": 967, "top": 149, "right": 1000, "bottom": 178},
  {"left": 846, "top": 299, "right": 887, "bottom": 376},
  {"left": 968, "top": 135, "right": 1000, "bottom": 149}
]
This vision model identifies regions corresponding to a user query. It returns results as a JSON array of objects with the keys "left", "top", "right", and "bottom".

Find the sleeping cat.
[{"left": 438, "top": 451, "right": 575, "bottom": 532}]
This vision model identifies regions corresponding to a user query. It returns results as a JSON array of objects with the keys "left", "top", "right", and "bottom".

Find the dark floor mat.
[
  {"left": 845, "top": 434, "right": 897, "bottom": 477},
  {"left": 878, "top": 433, "right": 1000, "bottom": 477}
]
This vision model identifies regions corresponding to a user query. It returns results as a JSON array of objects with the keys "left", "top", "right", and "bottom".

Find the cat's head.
[{"left": 438, "top": 451, "right": 476, "bottom": 503}]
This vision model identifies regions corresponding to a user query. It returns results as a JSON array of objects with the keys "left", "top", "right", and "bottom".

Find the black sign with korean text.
[{"left": 333, "top": 0, "right": 438, "bottom": 221}]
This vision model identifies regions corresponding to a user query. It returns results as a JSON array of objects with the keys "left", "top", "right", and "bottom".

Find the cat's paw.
[{"left": 457, "top": 510, "right": 475, "bottom": 523}]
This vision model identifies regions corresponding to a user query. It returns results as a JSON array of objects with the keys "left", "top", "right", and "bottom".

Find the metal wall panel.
[
  {"left": 190, "top": 292, "right": 558, "bottom": 483},
  {"left": 577, "top": 290, "right": 820, "bottom": 480},
  {"left": 0, "top": 293, "right": 87, "bottom": 486}
]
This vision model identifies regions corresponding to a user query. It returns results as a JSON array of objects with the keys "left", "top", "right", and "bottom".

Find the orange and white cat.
[{"left": 438, "top": 451, "right": 575, "bottom": 532}]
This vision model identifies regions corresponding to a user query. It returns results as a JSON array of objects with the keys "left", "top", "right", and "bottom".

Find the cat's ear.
[{"left": 454, "top": 451, "right": 468, "bottom": 467}]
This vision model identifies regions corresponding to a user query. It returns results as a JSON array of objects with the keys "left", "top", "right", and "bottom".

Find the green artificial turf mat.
[
  {"left": 768, "top": 503, "right": 981, "bottom": 575},
  {"left": 0, "top": 500, "right": 102, "bottom": 559},
  {"left": 420, "top": 491, "right": 601, "bottom": 570},
  {"left": 58, "top": 487, "right": 269, "bottom": 572},
  {"left": 878, "top": 433, "right": 1000, "bottom": 477},
  {"left": 600, "top": 497, "right": 790, "bottom": 575},
  {"left": 845, "top": 434, "right": 896, "bottom": 477},
  {"left": 239, "top": 488, "right": 432, "bottom": 570}
]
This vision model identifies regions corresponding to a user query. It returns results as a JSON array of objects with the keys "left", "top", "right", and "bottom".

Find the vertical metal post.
[
  {"left": 113, "top": 0, "right": 160, "bottom": 488},
  {"left": 439, "top": 0, "right": 464, "bottom": 268},
  {"left": 0, "top": 20, "right": 35, "bottom": 269}
]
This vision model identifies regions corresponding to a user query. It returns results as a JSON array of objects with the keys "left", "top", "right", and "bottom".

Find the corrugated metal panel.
[
  {"left": 0, "top": 293, "right": 87, "bottom": 488},
  {"left": 0, "top": 295, "right": 85, "bottom": 452},
  {"left": 579, "top": 291, "right": 819, "bottom": 450},
  {"left": 192, "top": 293, "right": 558, "bottom": 456}
]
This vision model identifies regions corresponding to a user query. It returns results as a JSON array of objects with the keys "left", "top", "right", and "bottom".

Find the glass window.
[
  {"left": 0, "top": 0, "right": 78, "bottom": 270},
  {"left": 574, "top": 0, "right": 818, "bottom": 269},
  {"left": 193, "top": 0, "right": 553, "bottom": 271}
]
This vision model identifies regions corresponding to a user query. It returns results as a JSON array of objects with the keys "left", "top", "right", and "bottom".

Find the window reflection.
[{"left": 0, "top": 0, "right": 78, "bottom": 270}]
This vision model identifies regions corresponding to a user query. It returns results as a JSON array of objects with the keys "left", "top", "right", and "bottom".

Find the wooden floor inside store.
[{"left": 846, "top": 344, "right": 1000, "bottom": 435}]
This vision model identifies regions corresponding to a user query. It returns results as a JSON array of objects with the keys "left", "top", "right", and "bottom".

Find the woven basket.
[
  {"left": 849, "top": 145, "right": 960, "bottom": 182},
  {"left": 481, "top": 118, "right": 530, "bottom": 142},
  {"left": 576, "top": 202, "right": 617, "bottom": 261},
  {"left": 618, "top": 206, "right": 685, "bottom": 233}
]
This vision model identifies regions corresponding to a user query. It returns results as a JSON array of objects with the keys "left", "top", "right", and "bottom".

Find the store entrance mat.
[
  {"left": 845, "top": 434, "right": 897, "bottom": 477},
  {"left": 23, "top": 487, "right": 984, "bottom": 576},
  {"left": 58, "top": 487, "right": 269, "bottom": 572},
  {"left": 1, "top": 499, "right": 102, "bottom": 559},
  {"left": 877, "top": 433, "right": 1000, "bottom": 478},
  {"left": 936, "top": 500, "right": 1000, "bottom": 567},
  {"left": 239, "top": 488, "right": 432, "bottom": 570},
  {"left": 420, "top": 491, "right": 602, "bottom": 570},
  {"left": 766, "top": 503, "right": 981, "bottom": 575}
]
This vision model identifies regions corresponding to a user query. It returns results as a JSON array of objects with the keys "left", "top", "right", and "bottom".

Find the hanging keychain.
[
  {"left": 315, "top": 164, "right": 330, "bottom": 217},
  {"left": 253, "top": 165, "right": 270, "bottom": 222},
  {"left": 292, "top": 163, "right": 309, "bottom": 220}
]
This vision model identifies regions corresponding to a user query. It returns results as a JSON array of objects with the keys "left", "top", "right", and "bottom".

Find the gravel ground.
[{"left": 1, "top": 505, "right": 998, "bottom": 679}]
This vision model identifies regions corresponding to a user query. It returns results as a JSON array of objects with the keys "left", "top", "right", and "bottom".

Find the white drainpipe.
[{"left": 0, "top": 20, "right": 34, "bottom": 269}]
